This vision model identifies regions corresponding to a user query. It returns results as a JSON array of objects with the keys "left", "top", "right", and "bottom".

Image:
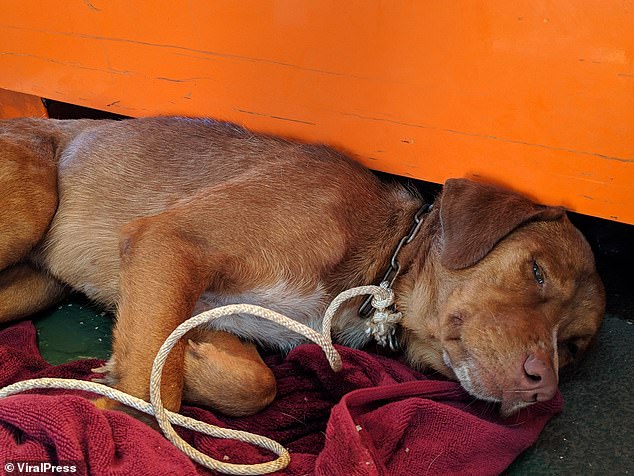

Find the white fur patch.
[
  {"left": 193, "top": 281, "right": 330, "bottom": 352},
  {"left": 446, "top": 352, "right": 499, "bottom": 403}
]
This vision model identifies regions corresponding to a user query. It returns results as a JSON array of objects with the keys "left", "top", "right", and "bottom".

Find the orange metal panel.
[
  {"left": 0, "top": 89, "right": 46, "bottom": 119},
  {"left": 0, "top": 1, "right": 632, "bottom": 223}
]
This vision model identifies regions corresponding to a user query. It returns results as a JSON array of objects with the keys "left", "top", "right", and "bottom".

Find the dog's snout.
[{"left": 520, "top": 353, "right": 558, "bottom": 403}]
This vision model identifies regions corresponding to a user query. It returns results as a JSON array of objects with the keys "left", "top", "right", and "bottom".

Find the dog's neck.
[
  {"left": 392, "top": 203, "right": 442, "bottom": 313},
  {"left": 326, "top": 189, "right": 433, "bottom": 347},
  {"left": 392, "top": 205, "right": 450, "bottom": 371},
  {"left": 358, "top": 202, "right": 433, "bottom": 318}
]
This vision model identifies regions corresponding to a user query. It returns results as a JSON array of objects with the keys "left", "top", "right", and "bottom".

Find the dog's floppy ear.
[{"left": 439, "top": 178, "right": 565, "bottom": 270}]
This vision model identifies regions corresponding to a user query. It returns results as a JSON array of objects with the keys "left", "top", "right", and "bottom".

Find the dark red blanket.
[{"left": 0, "top": 321, "right": 562, "bottom": 475}]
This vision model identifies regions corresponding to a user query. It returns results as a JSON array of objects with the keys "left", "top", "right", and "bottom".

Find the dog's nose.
[{"left": 520, "top": 353, "right": 558, "bottom": 403}]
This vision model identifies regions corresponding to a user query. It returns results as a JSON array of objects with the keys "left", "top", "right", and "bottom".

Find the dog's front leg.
[{"left": 105, "top": 215, "right": 210, "bottom": 413}]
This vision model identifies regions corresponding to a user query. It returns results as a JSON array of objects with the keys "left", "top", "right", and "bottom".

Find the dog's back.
[{"left": 28, "top": 117, "right": 413, "bottom": 307}]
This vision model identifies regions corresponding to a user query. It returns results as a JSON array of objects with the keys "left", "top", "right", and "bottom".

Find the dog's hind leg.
[
  {"left": 0, "top": 141, "right": 58, "bottom": 271},
  {"left": 0, "top": 263, "right": 66, "bottom": 322}
]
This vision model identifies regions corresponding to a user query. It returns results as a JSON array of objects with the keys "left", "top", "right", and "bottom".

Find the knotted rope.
[{"left": 0, "top": 284, "right": 401, "bottom": 475}]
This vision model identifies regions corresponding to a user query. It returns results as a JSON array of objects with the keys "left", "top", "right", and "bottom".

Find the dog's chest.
[{"left": 193, "top": 281, "right": 369, "bottom": 351}]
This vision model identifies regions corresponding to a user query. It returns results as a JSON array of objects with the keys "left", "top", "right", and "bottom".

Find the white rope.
[{"left": 0, "top": 284, "right": 400, "bottom": 475}]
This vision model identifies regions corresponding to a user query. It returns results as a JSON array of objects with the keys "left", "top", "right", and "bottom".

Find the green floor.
[{"left": 35, "top": 296, "right": 112, "bottom": 364}]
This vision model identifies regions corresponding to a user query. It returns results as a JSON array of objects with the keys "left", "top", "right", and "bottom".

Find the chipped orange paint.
[{"left": 0, "top": 1, "right": 632, "bottom": 223}]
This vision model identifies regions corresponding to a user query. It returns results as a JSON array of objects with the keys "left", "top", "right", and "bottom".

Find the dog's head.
[{"left": 399, "top": 179, "right": 605, "bottom": 415}]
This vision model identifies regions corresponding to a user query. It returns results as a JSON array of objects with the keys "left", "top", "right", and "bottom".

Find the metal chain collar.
[{"left": 359, "top": 202, "right": 433, "bottom": 320}]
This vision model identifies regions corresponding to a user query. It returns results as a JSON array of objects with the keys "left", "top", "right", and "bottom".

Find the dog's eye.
[{"left": 532, "top": 260, "right": 545, "bottom": 286}]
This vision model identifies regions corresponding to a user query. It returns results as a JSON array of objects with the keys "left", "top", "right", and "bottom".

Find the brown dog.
[{"left": 0, "top": 117, "right": 605, "bottom": 418}]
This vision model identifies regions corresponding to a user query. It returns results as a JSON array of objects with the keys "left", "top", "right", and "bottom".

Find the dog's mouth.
[
  {"left": 442, "top": 350, "right": 502, "bottom": 404},
  {"left": 432, "top": 306, "right": 563, "bottom": 416},
  {"left": 442, "top": 348, "right": 558, "bottom": 417}
]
